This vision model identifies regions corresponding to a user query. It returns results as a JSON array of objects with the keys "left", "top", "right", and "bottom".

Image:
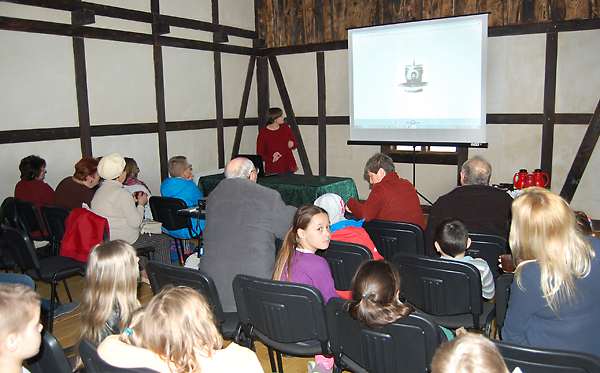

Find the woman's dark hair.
[
  {"left": 266, "top": 107, "right": 284, "bottom": 125},
  {"left": 124, "top": 157, "right": 139, "bottom": 179},
  {"left": 19, "top": 155, "right": 46, "bottom": 180},
  {"left": 348, "top": 260, "right": 414, "bottom": 329},
  {"left": 74, "top": 157, "right": 99, "bottom": 181}
]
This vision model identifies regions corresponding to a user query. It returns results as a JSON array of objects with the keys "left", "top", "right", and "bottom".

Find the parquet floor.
[{"left": 35, "top": 275, "right": 315, "bottom": 373}]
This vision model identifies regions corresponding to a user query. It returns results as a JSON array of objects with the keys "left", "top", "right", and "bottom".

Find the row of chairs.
[{"left": 363, "top": 219, "right": 511, "bottom": 280}]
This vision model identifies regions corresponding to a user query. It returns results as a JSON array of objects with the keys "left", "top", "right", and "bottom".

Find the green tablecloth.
[{"left": 198, "top": 174, "right": 359, "bottom": 207}]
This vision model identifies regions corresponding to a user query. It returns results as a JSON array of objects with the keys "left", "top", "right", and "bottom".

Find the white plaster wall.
[{"left": 222, "top": 54, "right": 258, "bottom": 118}]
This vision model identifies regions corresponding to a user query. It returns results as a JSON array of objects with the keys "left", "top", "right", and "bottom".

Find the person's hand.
[
  {"left": 134, "top": 191, "right": 148, "bottom": 206},
  {"left": 455, "top": 327, "right": 468, "bottom": 336},
  {"left": 287, "top": 140, "right": 294, "bottom": 148},
  {"left": 273, "top": 152, "right": 282, "bottom": 162}
]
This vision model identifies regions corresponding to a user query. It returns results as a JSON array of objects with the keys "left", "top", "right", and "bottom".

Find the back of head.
[
  {"left": 122, "top": 286, "right": 223, "bottom": 373},
  {"left": 435, "top": 217, "right": 469, "bottom": 257},
  {"left": 80, "top": 240, "right": 140, "bottom": 345},
  {"left": 314, "top": 193, "right": 346, "bottom": 225},
  {"left": 124, "top": 157, "right": 139, "bottom": 179},
  {"left": 74, "top": 157, "right": 99, "bottom": 181},
  {"left": 348, "top": 260, "right": 414, "bottom": 329},
  {"left": 19, "top": 155, "right": 46, "bottom": 180},
  {"left": 167, "top": 156, "right": 187, "bottom": 178},
  {"left": 431, "top": 334, "right": 509, "bottom": 373},
  {"left": 510, "top": 187, "right": 594, "bottom": 314},
  {"left": 0, "top": 283, "right": 40, "bottom": 341},
  {"left": 574, "top": 211, "right": 594, "bottom": 236},
  {"left": 266, "top": 107, "right": 283, "bottom": 125},
  {"left": 461, "top": 155, "right": 492, "bottom": 185},
  {"left": 364, "top": 153, "right": 395, "bottom": 175},
  {"left": 224, "top": 157, "right": 254, "bottom": 179},
  {"left": 273, "top": 204, "right": 328, "bottom": 281},
  {"left": 97, "top": 153, "right": 126, "bottom": 180}
]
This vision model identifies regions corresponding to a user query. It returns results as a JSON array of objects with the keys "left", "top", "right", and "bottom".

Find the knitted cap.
[
  {"left": 98, "top": 153, "right": 126, "bottom": 180},
  {"left": 314, "top": 193, "right": 346, "bottom": 225}
]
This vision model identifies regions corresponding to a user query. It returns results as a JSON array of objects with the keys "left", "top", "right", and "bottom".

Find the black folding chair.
[
  {"left": 15, "top": 199, "right": 53, "bottom": 243},
  {"left": 26, "top": 330, "right": 72, "bottom": 373},
  {"left": 233, "top": 274, "right": 332, "bottom": 373},
  {"left": 493, "top": 339, "right": 600, "bottom": 373},
  {"left": 40, "top": 205, "right": 71, "bottom": 255},
  {"left": 317, "top": 240, "right": 372, "bottom": 291},
  {"left": 363, "top": 219, "right": 425, "bottom": 259},
  {"left": 145, "top": 261, "right": 240, "bottom": 339},
  {"left": 78, "top": 338, "right": 159, "bottom": 373},
  {"left": 495, "top": 272, "right": 514, "bottom": 338},
  {"left": 393, "top": 252, "right": 495, "bottom": 332},
  {"left": 466, "top": 233, "right": 510, "bottom": 280},
  {"left": 149, "top": 196, "right": 200, "bottom": 266},
  {"left": 1, "top": 226, "right": 85, "bottom": 332},
  {"left": 326, "top": 297, "right": 441, "bottom": 373}
]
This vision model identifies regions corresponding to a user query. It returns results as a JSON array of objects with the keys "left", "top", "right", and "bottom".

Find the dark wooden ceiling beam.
[
  {"left": 560, "top": 99, "right": 600, "bottom": 203},
  {"left": 232, "top": 55, "right": 257, "bottom": 159}
]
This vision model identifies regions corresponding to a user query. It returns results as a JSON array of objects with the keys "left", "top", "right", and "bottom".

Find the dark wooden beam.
[
  {"left": 256, "top": 53, "right": 270, "bottom": 131},
  {"left": 232, "top": 55, "right": 256, "bottom": 159},
  {"left": 0, "top": 17, "right": 253, "bottom": 56},
  {"left": 268, "top": 56, "right": 313, "bottom": 175},
  {"left": 541, "top": 33, "right": 558, "bottom": 188},
  {"left": 259, "top": 40, "right": 348, "bottom": 56},
  {"left": 4, "top": 0, "right": 258, "bottom": 39},
  {"left": 389, "top": 151, "right": 459, "bottom": 165},
  {"left": 212, "top": 0, "right": 225, "bottom": 168},
  {"left": 560, "top": 99, "right": 600, "bottom": 203},
  {"left": 151, "top": 0, "right": 168, "bottom": 181},
  {"left": 317, "top": 52, "right": 327, "bottom": 176},
  {"left": 72, "top": 36, "right": 91, "bottom": 157}
]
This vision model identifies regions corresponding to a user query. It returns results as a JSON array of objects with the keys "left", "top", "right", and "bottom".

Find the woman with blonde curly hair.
[
  {"left": 98, "top": 286, "right": 263, "bottom": 373},
  {"left": 75, "top": 240, "right": 140, "bottom": 368},
  {"left": 502, "top": 187, "right": 600, "bottom": 357}
]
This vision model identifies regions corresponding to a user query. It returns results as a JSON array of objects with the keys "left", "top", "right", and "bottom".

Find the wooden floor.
[{"left": 36, "top": 276, "right": 315, "bottom": 373}]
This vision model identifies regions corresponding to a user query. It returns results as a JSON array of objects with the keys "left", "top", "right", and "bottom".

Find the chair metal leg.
[
  {"left": 49, "top": 282, "right": 56, "bottom": 333},
  {"left": 62, "top": 278, "right": 73, "bottom": 302},
  {"left": 267, "top": 347, "right": 277, "bottom": 373},
  {"left": 276, "top": 351, "right": 284, "bottom": 373}
]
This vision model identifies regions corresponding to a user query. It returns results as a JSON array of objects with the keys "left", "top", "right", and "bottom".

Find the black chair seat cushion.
[
  {"left": 411, "top": 301, "right": 495, "bottom": 330},
  {"left": 253, "top": 329, "right": 324, "bottom": 356},
  {"left": 221, "top": 312, "right": 241, "bottom": 339},
  {"left": 27, "top": 256, "right": 85, "bottom": 282}
]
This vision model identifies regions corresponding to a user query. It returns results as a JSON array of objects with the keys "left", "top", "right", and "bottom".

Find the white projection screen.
[{"left": 348, "top": 14, "right": 488, "bottom": 147}]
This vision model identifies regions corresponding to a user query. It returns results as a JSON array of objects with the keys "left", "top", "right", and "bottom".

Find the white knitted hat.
[
  {"left": 314, "top": 193, "right": 346, "bottom": 225},
  {"left": 98, "top": 153, "right": 126, "bottom": 180}
]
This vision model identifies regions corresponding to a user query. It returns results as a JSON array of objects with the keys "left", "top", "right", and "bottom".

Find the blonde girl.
[
  {"left": 75, "top": 240, "right": 140, "bottom": 367},
  {"left": 502, "top": 187, "right": 600, "bottom": 357},
  {"left": 97, "top": 286, "right": 263, "bottom": 373}
]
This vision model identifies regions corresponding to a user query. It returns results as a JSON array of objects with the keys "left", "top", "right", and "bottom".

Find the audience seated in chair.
[
  {"left": 54, "top": 156, "right": 100, "bottom": 210},
  {"left": 14, "top": 155, "right": 54, "bottom": 236},
  {"left": 97, "top": 286, "right": 263, "bottom": 373},
  {"left": 159, "top": 155, "right": 204, "bottom": 239},
  {"left": 0, "top": 283, "right": 44, "bottom": 373},
  {"left": 314, "top": 193, "right": 383, "bottom": 260},
  {"left": 123, "top": 157, "right": 153, "bottom": 220},
  {"left": 435, "top": 218, "right": 495, "bottom": 300}
]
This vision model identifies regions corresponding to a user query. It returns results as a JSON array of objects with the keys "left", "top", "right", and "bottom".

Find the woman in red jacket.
[{"left": 257, "top": 107, "right": 298, "bottom": 174}]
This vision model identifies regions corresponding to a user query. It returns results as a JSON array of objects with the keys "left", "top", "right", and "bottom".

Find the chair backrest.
[
  {"left": 492, "top": 339, "right": 600, "bottom": 373},
  {"left": 78, "top": 338, "right": 159, "bottom": 373},
  {"left": 2, "top": 225, "right": 41, "bottom": 274},
  {"left": 145, "top": 261, "right": 227, "bottom": 330},
  {"left": 392, "top": 252, "right": 484, "bottom": 328},
  {"left": 26, "top": 330, "right": 72, "bottom": 373},
  {"left": 148, "top": 196, "right": 191, "bottom": 232},
  {"left": 495, "top": 272, "right": 514, "bottom": 334},
  {"left": 40, "top": 205, "right": 71, "bottom": 247},
  {"left": 318, "top": 240, "right": 373, "bottom": 291},
  {"left": 232, "top": 274, "right": 330, "bottom": 355},
  {"left": 326, "top": 297, "right": 441, "bottom": 373},
  {"left": 15, "top": 199, "right": 49, "bottom": 239},
  {"left": 363, "top": 219, "right": 425, "bottom": 258},
  {"left": 0, "top": 197, "right": 23, "bottom": 229},
  {"left": 466, "top": 233, "right": 510, "bottom": 280}
]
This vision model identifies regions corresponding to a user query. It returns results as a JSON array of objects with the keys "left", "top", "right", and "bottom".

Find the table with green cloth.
[{"left": 198, "top": 173, "right": 359, "bottom": 207}]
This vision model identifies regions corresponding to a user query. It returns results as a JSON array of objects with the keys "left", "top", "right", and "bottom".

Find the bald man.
[
  {"left": 424, "top": 155, "right": 513, "bottom": 257},
  {"left": 200, "top": 157, "right": 296, "bottom": 312}
]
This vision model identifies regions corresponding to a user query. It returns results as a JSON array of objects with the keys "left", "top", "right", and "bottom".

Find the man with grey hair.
[
  {"left": 424, "top": 155, "right": 513, "bottom": 257},
  {"left": 200, "top": 157, "right": 296, "bottom": 312}
]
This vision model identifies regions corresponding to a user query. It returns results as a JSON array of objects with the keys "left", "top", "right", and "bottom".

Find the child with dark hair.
[
  {"left": 435, "top": 217, "right": 495, "bottom": 299},
  {"left": 575, "top": 211, "right": 595, "bottom": 237},
  {"left": 257, "top": 107, "right": 298, "bottom": 174}
]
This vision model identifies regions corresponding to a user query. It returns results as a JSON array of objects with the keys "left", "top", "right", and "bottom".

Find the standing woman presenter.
[{"left": 257, "top": 107, "right": 298, "bottom": 174}]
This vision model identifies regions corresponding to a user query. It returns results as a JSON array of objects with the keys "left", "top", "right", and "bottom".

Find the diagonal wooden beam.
[
  {"left": 231, "top": 55, "right": 256, "bottom": 159},
  {"left": 317, "top": 52, "right": 326, "bottom": 176},
  {"left": 268, "top": 56, "right": 313, "bottom": 175},
  {"left": 560, "top": 99, "right": 600, "bottom": 203},
  {"left": 541, "top": 33, "right": 558, "bottom": 188}
]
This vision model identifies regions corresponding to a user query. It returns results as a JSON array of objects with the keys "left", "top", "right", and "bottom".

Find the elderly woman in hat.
[{"left": 91, "top": 153, "right": 171, "bottom": 282}]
